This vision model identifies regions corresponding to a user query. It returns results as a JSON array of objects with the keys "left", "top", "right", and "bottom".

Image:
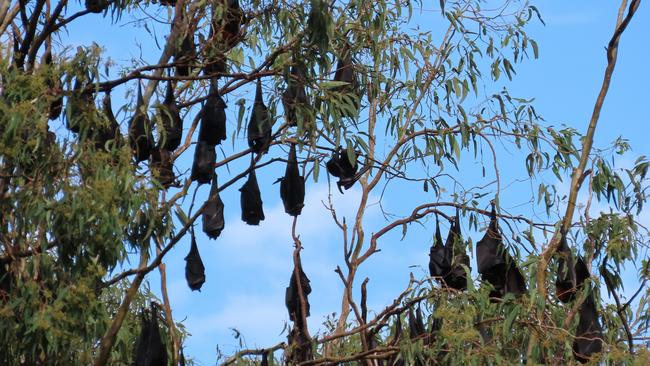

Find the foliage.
[{"left": 0, "top": 0, "right": 648, "bottom": 365}]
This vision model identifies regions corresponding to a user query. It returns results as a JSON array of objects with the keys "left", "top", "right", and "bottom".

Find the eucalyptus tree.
[{"left": 0, "top": 0, "right": 647, "bottom": 365}]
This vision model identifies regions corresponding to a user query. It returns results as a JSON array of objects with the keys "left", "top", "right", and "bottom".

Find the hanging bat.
[
  {"left": 134, "top": 304, "right": 168, "bottom": 366},
  {"left": 202, "top": 176, "right": 225, "bottom": 239},
  {"left": 198, "top": 81, "right": 227, "bottom": 146},
  {"left": 240, "top": 169, "right": 265, "bottom": 225},
  {"left": 285, "top": 263, "right": 312, "bottom": 325},
  {"left": 476, "top": 204, "right": 508, "bottom": 297},
  {"left": 150, "top": 148, "right": 175, "bottom": 188},
  {"left": 429, "top": 217, "right": 451, "bottom": 280},
  {"left": 0, "top": 262, "right": 11, "bottom": 299},
  {"left": 504, "top": 260, "right": 527, "bottom": 296},
  {"left": 92, "top": 93, "right": 121, "bottom": 151},
  {"left": 190, "top": 141, "right": 216, "bottom": 184},
  {"left": 85, "top": 0, "right": 109, "bottom": 13},
  {"left": 286, "top": 326, "right": 313, "bottom": 363},
  {"left": 158, "top": 79, "right": 183, "bottom": 151},
  {"left": 203, "top": 0, "right": 245, "bottom": 77},
  {"left": 43, "top": 49, "right": 63, "bottom": 121},
  {"left": 408, "top": 306, "right": 426, "bottom": 339},
  {"left": 555, "top": 234, "right": 576, "bottom": 303},
  {"left": 326, "top": 146, "right": 368, "bottom": 193},
  {"left": 223, "top": 0, "right": 244, "bottom": 47},
  {"left": 128, "top": 83, "right": 154, "bottom": 163},
  {"left": 442, "top": 210, "right": 470, "bottom": 291},
  {"left": 556, "top": 236, "right": 590, "bottom": 303},
  {"left": 203, "top": 27, "right": 227, "bottom": 76},
  {"left": 175, "top": 25, "right": 196, "bottom": 77},
  {"left": 247, "top": 79, "right": 273, "bottom": 154},
  {"left": 185, "top": 236, "right": 206, "bottom": 291},
  {"left": 98, "top": 92, "right": 121, "bottom": 148},
  {"left": 282, "top": 65, "right": 310, "bottom": 127},
  {"left": 572, "top": 293, "right": 603, "bottom": 363},
  {"left": 477, "top": 204, "right": 527, "bottom": 298},
  {"left": 388, "top": 316, "right": 406, "bottom": 366},
  {"left": 280, "top": 144, "right": 305, "bottom": 216},
  {"left": 365, "top": 331, "right": 385, "bottom": 366},
  {"left": 209, "top": 0, "right": 244, "bottom": 51},
  {"left": 260, "top": 351, "right": 269, "bottom": 366},
  {"left": 66, "top": 79, "right": 94, "bottom": 133},
  {"left": 285, "top": 257, "right": 314, "bottom": 363},
  {"left": 333, "top": 46, "right": 360, "bottom": 118}
]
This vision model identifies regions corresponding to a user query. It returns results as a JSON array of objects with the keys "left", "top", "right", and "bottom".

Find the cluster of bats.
[
  {"left": 429, "top": 203, "right": 602, "bottom": 363},
  {"left": 55, "top": 2, "right": 598, "bottom": 364}
]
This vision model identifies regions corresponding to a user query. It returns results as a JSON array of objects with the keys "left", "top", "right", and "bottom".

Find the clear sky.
[{"left": 60, "top": 1, "right": 650, "bottom": 364}]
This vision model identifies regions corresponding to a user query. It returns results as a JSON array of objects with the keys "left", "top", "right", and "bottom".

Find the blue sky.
[{"left": 59, "top": 1, "right": 650, "bottom": 364}]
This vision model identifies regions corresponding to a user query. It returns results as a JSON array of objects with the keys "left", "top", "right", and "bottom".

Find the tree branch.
[{"left": 536, "top": 0, "right": 641, "bottom": 298}]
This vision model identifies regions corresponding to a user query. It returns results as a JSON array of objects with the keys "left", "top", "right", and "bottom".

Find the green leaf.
[
  {"left": 174, "top": 206, "right": 189, "bottom": 227},
  {"left": 503, "top": 304, "right": 520, "bottom": 339}
]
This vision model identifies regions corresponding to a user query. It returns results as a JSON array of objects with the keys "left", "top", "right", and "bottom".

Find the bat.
[
  {"left": 285, "top": 263, "right": 311, "bottom": 325},
  {"left": 285, "top": 257, "right": 313, "bottom": 363},
  {"left": 66, "top": 79, "right": 94, "bottom": 133},
  {"left": 203, "top": 27, "right": 227, "bottom": 76},
  {"left": 210, "top": 0, "right": 244, "bottom": 50},
  {"left": 128, "top": 83, "right": 154, "bottom": 163},
  {"left": 286, "top": 326, "right": 313, "bottom": 363},
  {"left": 92, "top": 93, "right": 121, "bottom": 151},
  {"left": 85, "top": 0, "right": 108, "bottom": 13},
  {"left": 203, "top": 0, "right": 245, "bottom": 76},
  {"left": 150, "top": 148, "right": 175, "bottom": 188},
  {"left": 408, "top": 306, "right": 426, "bottom": 339},
  {"left": 202, "top": 176, "right": 225, "bottom": 239},
  {"left": 158, "top": 80, "right": 183, "bottom": 151},
  {"left": 408, "top": 306, "right": 427, "bottom": 365},
  {"left": 282, "top": 65, "right": 310, "bottom": 127},
  {"left": 556, "top": 234, "right": 577, "bottom": 303},
  {"left": 572, "top": 293, "right": 603, "bottom": 363},
  {"left": 134, "top": 304, "right": 168, "bottom": 366},
  {"left": 326, "top": 146, "right": 364, "bottom": 192},
  {"left": 333, "top": 47, "right": 360, "bottom": 117},
  {"left": 442, "top": 210, "right": 470, "bottom": 291},
  {"left": 504, "top": 260, "right": 527, "bottom": 296},
  {"left": 222, "top": 0, "right": 244, "bottom": 48},
  {"left": 98, "top": 92, "right": 121, "bottom": 149},
  {"left": 198, "top": 81, "right": 227, "bottom": 146},
  {"left": 0, "top": 262, "right": 10, "bottom": 299},
  {"left": 429, "top": 217, "right": 451, "bottom": 280},
  {"left": 175, "top": 27, "right": 196, "bottom": 77},
  {"left": 247, "top": 79, "right": 272, "bottom": 154},
  {"left": 43, "top": 49, "right": 63, "bottom": 121},
  {"left": 476, "top": 204, "right": 526, "bottom": 298},
  {"left": 190, "top": 141, "right": 216, "bottom": 184},
  {"left": 261, "top": 351, "right": 269, "bottom": 366},
  {"left": 388, "top": 316, "right": 406, "bottom": 366},
  {"left": 240, "top": 170, "right": 265, "bottom": 225},
  {"left": 280, "top": 144, "right": 305, "bottom": 216},
  {"left": 555, "top": 235, "right": 590, "bottom": 303},
  {"left": 185, "top": 236, "right": 206, "bottom": 291},
  {"left": 365, "top": 332, "right": 385, "bottom": 366}
]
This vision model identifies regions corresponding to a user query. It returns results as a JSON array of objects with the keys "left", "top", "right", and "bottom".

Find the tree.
[{"left": 0, "top": 0, "right": 647, "bottom": 365}]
